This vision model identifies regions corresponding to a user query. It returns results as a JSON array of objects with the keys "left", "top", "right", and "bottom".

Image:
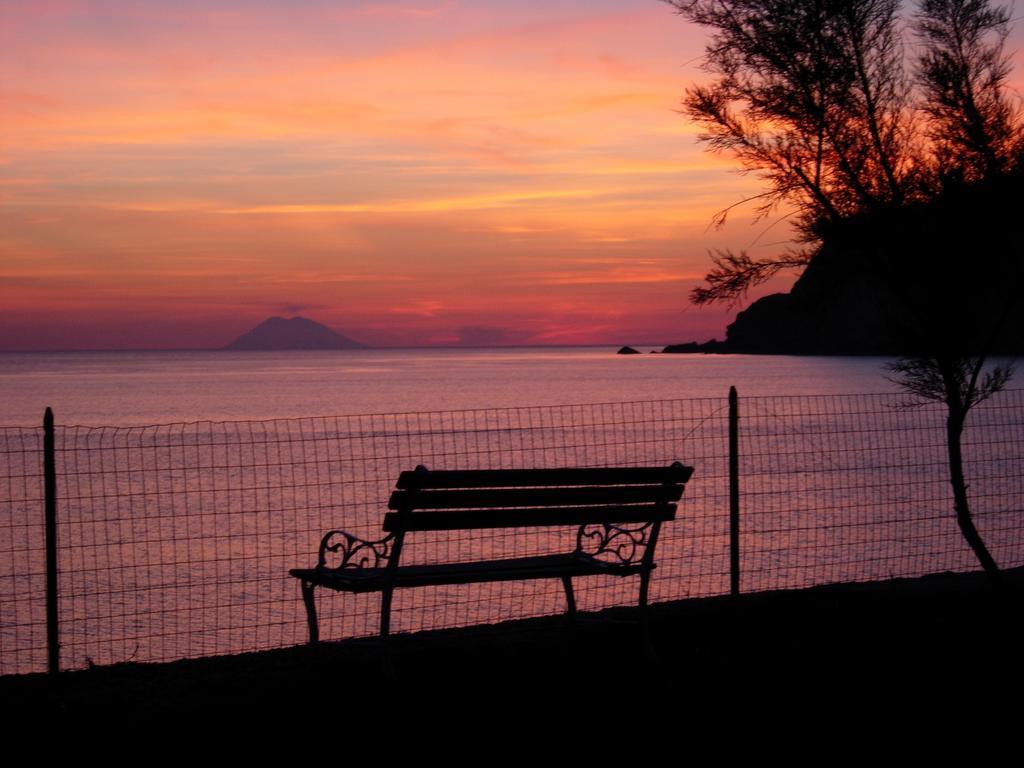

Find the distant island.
[{"left": 225, "top": 316, "right": 368, "bottom": 351}]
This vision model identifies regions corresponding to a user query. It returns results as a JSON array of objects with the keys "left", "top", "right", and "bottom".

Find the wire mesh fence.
[
  {"left": 739, "top": 391, "right": 1024, "bottom": 591},
  {"left": 1, "top": 389, "right": 1022, "bottom": 675},
  {"left": 0, "top": 427, "right": 46, "bottom": 675}
]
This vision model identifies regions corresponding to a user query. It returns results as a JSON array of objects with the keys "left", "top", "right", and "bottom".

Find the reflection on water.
[{"left": 0, "top": 348, "right": 909, "bottom": 426}]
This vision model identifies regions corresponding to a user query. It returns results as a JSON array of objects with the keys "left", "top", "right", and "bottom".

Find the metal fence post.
[
  {"left": 729, "top": 387, "right": 740, "bottom": 596},
  {"left": 43, "top": 407, "right": 60, "bottom": 674}
]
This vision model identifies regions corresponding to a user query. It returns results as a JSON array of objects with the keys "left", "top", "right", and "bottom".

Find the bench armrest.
[
  {"left": 575, "top": 522, "right": 658, "bottom": 566},
  {"left": 317, "top": 529, "right": 396, "bottom": 570}
]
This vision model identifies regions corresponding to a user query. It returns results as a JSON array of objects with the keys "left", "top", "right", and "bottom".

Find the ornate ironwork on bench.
[{"left": 289, "top": 462, "right": 694, "bottom": 665}]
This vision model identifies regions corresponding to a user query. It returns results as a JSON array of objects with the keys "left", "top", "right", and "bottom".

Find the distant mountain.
[{"left": 225, "top": 316, "right": 368, "bottom": 351}]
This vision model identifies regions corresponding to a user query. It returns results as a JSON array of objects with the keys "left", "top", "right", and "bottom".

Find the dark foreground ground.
[{"left": 2, "top": 568, "right": 1022, "bottom": 727}]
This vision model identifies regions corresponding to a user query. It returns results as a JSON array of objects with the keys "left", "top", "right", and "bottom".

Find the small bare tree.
[{"left": 888, "top": 357, "right": 1012, "bottom": 584}]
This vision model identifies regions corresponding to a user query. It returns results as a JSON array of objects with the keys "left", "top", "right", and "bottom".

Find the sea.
[
  {"left": 1, "top": 348, "right": 1021, "bottom": 674},
  {"left": 0, "top": 347, "right": 906, "bottom": 426}
]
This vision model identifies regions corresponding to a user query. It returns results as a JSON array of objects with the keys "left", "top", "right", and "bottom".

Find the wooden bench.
[{"left": 290, "top": 462, "right": 694, "bottom": 662}]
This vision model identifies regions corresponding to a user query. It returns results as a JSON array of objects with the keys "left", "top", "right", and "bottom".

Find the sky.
[{"left": 2, "top": 0, "right": 1022, "bottom": 350}]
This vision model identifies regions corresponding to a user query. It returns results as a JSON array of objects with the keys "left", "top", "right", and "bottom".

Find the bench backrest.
[{"left": 383, "top": 463, "right": 693, "bottom": 533}]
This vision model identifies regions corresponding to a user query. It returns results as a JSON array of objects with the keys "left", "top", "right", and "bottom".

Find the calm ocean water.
[{"left": 0, "top": 347, "right": 905, "bottom": 426}]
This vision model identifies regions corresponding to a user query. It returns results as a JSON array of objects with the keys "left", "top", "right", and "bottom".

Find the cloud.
[
  {"left": 390, "top": 300, "right": 445, "bottom": 317},
  {"left": 455, "top": 325, "right": 524, "bottom": 346},
  {"left": 280, "top": 302, "right": 328, "bottom": 314},
  {"left": 528, "top": 269, "right": 701, "bottom": 286},
  {"left": 215, "top": 187, "right": 626, "bottom": 215},
  {"left": 349, "top": 0, "right": 459, "bottom": 19}
]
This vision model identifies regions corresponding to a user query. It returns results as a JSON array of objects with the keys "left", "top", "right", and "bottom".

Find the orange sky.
[{"left": 2, "top": 1, "right": 1022, "bottom": 350}]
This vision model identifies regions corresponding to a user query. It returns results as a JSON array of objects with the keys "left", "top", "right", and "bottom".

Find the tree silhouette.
[
  {"left": 669, "top": 0, "right": 914, "bottom": 304},
  {"left": 916, "top": 0, "right": 1022, "bottom": 182},
  {"left": 667, "top": 0, "right": 1023, "bottom": 584}
]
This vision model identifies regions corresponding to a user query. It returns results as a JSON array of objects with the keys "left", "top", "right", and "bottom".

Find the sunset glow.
[{"left": 3, "top": 0, "right": 1021, "bottom": 349}]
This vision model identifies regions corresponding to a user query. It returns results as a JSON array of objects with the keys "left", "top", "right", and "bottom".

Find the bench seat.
[{"left": 290, "top": 551, "right": 646, "bottom": 592}]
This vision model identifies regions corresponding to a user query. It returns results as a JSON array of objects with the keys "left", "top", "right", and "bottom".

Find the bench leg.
[
  {"left": 561, "top": 576, "right": 577, "bottom": 625},
  {"left": 638, "top": 570, "right": 656, "bottom": 662},
  {"left": 300, "top": 580, "right": 320, "bottom": 644},
  {"left": 380, "top": 586, "right": 396, "bottom": 680}
]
